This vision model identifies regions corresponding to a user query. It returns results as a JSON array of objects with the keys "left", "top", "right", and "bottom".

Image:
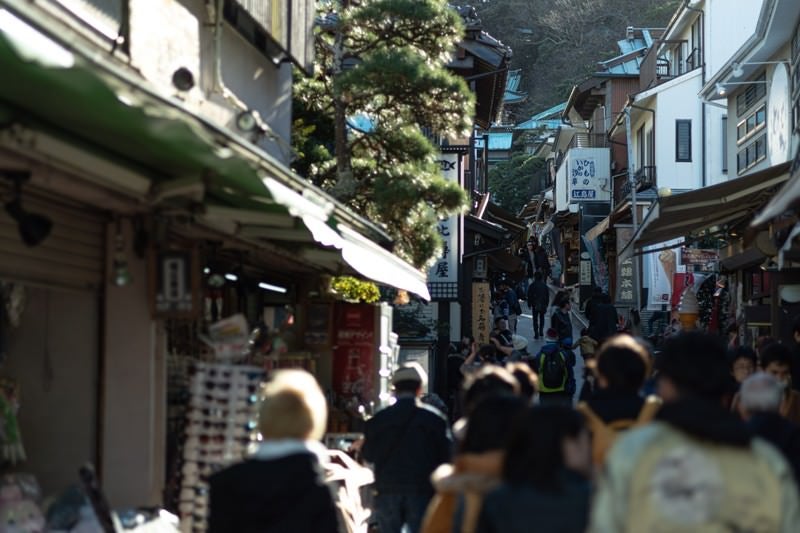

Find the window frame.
[{"left": 675, "top": 119, "right": 692, "bottom": 162}]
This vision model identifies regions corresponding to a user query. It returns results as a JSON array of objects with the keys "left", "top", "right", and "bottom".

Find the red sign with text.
[{"left": 332, "top": 303, "right": 376, "bottom": 400}]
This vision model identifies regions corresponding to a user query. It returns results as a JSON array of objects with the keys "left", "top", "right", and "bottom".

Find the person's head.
[
  {"left": 728, "top": 346, "right": 757, "bottom": 384},
  {"left": 462, "top": 365, "right": 520, "bottom": 416},
  {"left": 503, "top": 406, "right": 590, "bottom": 488},
  {"left": 534, "top": 271, "right": 543, "bottom": 281},
  {"left": 756, "top": 336, "right": 778, "bottom": 359},
  {"left": 655, "top": 332, "right": 730, "bottom": 403},
  {"left": 592, "top": 286, "right": 602, "bottom": 297},
  {"left": 600, "top": 293, "right": 611, "bottom": 304},
  {"left": 544, "top": 328, "right": 559, "bottom": 343},
  {"left": 476, "top": 343, "right": 498, "bottom": 364},
  {"left": 726, "top": 323, "right": 739, "bottom": 337},
  {"left": 595, "top": 335, "right": 649, "bottom": 394},
  {"left": 505, "top": 362, "right": 538, "bottom": 403},
  {"left": 461, "top": 394, "right": 527, "bottom": 454},
  {"left": 580, "top": 327, "right": 589, "bottom": 337},
  {"left": 738, "top": 372, "right": 784, "bottom": 419},
  {"left": 760, "top": 343, "right": 793, "bottom": 389},
  {"left": 259, "top": 369, "right": 328, "bottom": 441},
  {"left": 494, "top": 316, "right": 508, "bottom": 331},
  {"left": 392, "top": 362, "right": 428, "bottom": 396},
  {"left": 559, "top": 298, "right": 571, "bottom": 310},
  {"left": 460, "top": 335, "right": 475, "bottom": 348}
]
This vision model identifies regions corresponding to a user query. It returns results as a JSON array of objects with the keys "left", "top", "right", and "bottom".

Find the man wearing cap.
[{"left": 362, "top": 363, "right": 452, "bottom": 533}]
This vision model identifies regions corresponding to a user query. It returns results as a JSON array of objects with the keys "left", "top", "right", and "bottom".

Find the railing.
[
  {"left": 614, "top": 166, "right": 656, "bottom": 205},
  {"left": 568, "top": 133, "right": 609, "bottom": 149},
  {"left": 685, "top": 47, "right": 701, "bottom": 72},
  {"left": 639, "top": 39, "right": 688, "bottom": 91}
]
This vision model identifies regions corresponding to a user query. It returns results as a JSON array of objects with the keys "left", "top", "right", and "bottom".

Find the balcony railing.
[
  {"left": 568, "top": 133, "right": 609, "bottom": 149},
  {"left": 614, "top": 166, "right": 657, "bottom": 205}
]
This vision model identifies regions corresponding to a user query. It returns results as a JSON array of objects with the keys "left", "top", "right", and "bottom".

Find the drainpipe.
[{"left": 685, "top": 0, "right": 706, "bottom": 186}]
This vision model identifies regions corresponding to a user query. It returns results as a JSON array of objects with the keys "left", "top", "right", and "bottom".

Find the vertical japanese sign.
[
  {"left": 332, "top": 303, "right": 375, "bottom": 400},
  {"left": 646, "top": 239, "right": 684, "bottom": 310},
  {"left": 472, "top": 282, "right": 491, "bottom": 344},
  {"left": 428, "top": 153, "right": 460, "bottom": 284},
  {"left": 616, "top": 227, "right": 635, "bottom": 305}
]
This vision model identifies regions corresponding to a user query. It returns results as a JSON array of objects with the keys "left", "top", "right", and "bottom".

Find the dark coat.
[
  {"left": 208, "top": 453, "right": 340, "bottom": 533},
  {"left": 551, "top": 308, "right": 572, "bottom": 341},
  {"left": 589, "top": 302, "right": 619, "bottom": 342},
  {"left": 362, "top": 397, "right": 452, "bottom": 495},
  {"left": 747, "top": 412, "right": 800, "bottom": 481},
  {"left": 533, "top": 247, "right": 550, "bottom": 274},
  {"left": 475, "top": 471, "right": 591, "bottom": 533},
  {"left": 586, "top": 388, "right": 645, "bottom": 423},
  {"left": 527, "top": 280, "right": 550, "bottom": 312}
]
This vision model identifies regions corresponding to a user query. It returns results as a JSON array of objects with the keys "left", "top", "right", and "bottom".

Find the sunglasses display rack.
[{"left": 178, "top": 362, "right": 265, "bottom": 533}]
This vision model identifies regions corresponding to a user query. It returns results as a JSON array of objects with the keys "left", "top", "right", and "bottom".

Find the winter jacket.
[
  {"left": 747, "top": 412, "right": 800, "bottom": 482},
  {"left": 589, "top": 302, "right": 618, "bottom": 342},
  {"left": 362, "top": 397, "right": 452, "bottom": 496},
  {"left": 209, "top": 442, "right": 340, "bottom": 533},
  {"left": 421, "top": 451, "right": 503, "bottom": 533},
  {"left": 476, "top": 470, "right": 591, "bottom": 533},
  {"left": 532, "top": 342, "right": 576, "bottom": 395},
  {"left": 533, "top": 247, "right": 550, "bottom": 274},
  {"left": 526, "top": 280, "right": 550, "bottom": 313},
  {"left": 589, "top": 397, "right": 800, "bottom": 532},
  {"left": 551, "top": 308, "right": 572, "bottom": 341}
]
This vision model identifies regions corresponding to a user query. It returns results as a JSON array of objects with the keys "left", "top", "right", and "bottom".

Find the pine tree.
[{"left": 293, "top": 0, "right": 475, "bottom": 268}]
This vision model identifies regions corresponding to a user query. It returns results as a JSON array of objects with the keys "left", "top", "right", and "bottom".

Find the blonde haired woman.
[{"left": 209, "top": 369, "right": 339, "bottom": 532}]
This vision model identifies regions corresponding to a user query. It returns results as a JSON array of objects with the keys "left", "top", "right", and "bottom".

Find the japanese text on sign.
[{"left": 472, "top": 282, "right": 491, "bottom": 345}]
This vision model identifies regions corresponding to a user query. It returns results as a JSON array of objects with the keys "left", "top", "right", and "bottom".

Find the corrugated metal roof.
[{"left": 506, "top": 69, "right": 522, "bottom": 92}]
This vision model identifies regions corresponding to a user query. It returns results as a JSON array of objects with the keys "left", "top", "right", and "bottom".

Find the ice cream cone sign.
[
  {"left": 659, "top": 249, "right": 677, "bottom": 295},
  {"left": 678, "top": 286, "right": 699, "bottom": 330}
]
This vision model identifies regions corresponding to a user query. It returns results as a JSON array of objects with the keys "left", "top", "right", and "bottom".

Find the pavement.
[{"left": 515, "top": 292, "right": 588, "bottom": 404}]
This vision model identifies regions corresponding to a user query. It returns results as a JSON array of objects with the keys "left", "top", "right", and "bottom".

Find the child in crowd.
[{"left": 573, "top": 328, "right": 599, "bottom": 360}]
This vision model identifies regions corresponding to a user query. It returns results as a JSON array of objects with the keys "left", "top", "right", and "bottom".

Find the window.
[
  {"left": 676, "top": 120, "right": 691, "bottom": 162},
  {"left": 722, "top": 116, "right": 728, "bottom": 173},
  {"left": 736, "top": 72, "right": 767, "bottom": 116},
  {"left": 737, "top": 134, "right": 767, "bottom": 173},
  {"left": 736, "top": 104, "right": 766, "bottom": 144},
  {"left": 637, "top": 125, "right": 645, "bottom": 168}
]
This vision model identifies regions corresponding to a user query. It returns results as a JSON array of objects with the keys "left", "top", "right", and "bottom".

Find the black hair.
[
  {"left": 596, "top": 337, "right": 649, "bottom": 393},
  {"left": 580, "top": 327, "right": 589, "bottom": 337},
  {"left": 503, "top": 406, "right": 585, "bottom": 489},
  {"left": 600, "top": 293, "right": 611, "bottom": 304},
  {"left": 534, "top": 271, "right": 543, "bottom": 281},
  {"left": 727, "top": 346, "right": 757, "bottom": 368},
  {"left": 461, "top": 394, "right": 527, "bottom": 454},
  {"left": 726, "top": 323, "right": 739, "bottom": 335},
  {"left": 393, "top": 380, "right": 420, "bottom": 394},
  {"left": 592, "top": 286, "right": 603, "bottom": 295},
  {"left": 760, "top": 342, "right": 793, "bottom": 369},
  {"left": 793, "top": 315, "right": 800, "bottom": 335},
  {"left": 477, "top": 344, "right": 498, "bottom": 362},
  {"left": 462, "top": 365, "right": 520, "bottom": 416},
  {"left": 506, "top": 362, "right": 537, "bottom": 402},
  {"left": 656, "top": 332, "right": 730, "bottom": 400},
  {"left": 494, "top": 315, "right": 507, "bottom": 326}
]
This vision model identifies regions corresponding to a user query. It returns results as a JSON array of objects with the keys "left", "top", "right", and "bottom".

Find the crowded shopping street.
[{"left": 2, "top": 0, "right": 800, "bottom": 531}]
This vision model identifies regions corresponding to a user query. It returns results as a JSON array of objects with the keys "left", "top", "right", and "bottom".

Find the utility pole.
[{"left": 624, "top": 108, "right": 640, "bottom": 313}]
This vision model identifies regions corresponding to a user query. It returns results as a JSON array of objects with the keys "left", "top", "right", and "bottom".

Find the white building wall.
[
  {"left": 652, "top": 72, "right": 704, "bottom": 191},
  {"left": 705, "top": 104, "right": 729, "bottom": 185},
  {"left": 128, "top": 0, "right": 293, "bottom": 164},
  {"left": 706, "top": 0, "right": 765, "bottom": 80}
]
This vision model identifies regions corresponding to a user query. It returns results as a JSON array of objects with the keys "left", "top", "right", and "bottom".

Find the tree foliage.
[
  {"left": 292, "top": 0, "right": 475, "bottom": 268},
  {"left": 466, "top": 0, "right": 681, "bottom": 117},
  {"left": 488, "top": 153, "right": 547, "bottom": 214}
]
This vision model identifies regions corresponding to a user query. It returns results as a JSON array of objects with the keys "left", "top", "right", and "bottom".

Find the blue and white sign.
[
  {"left": 565, "top": 148, "right": 610, "bottom": 203},
  {"left": 428, "top": 152, "right": 460, "bottom": 283}
]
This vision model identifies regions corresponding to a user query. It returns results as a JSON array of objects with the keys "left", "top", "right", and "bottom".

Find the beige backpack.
[{"left": 577, "top": 395, "right": 662, "bottom": 466}]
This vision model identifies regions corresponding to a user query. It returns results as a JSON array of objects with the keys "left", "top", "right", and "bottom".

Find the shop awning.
[
  {"left": 751, "top": 154, "right": 800, "bottom": 227},
  {"left": 0, "top": 7, "right": 431, "bottom": 299},
  {"left": 619, "top": 162, "right": 791, "bottom": 259}
]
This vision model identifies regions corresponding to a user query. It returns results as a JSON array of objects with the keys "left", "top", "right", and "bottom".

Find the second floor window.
[{"left": 676, "top": 120, "right": 691, "bottom": 162}]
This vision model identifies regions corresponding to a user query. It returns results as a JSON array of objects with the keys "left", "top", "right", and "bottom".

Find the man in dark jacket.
[
  {"left": 739, "top": 371, "right": 800, "bottom": 481},
  {"left": 527, "top": 271, "right": 550, "bottom": 339},
  {"left": 530, "top": 237, "right": 550, "bottom": 281},
  {"left": 551, "top": 298, "right": 573, "bottom": 342},
  {"left": 362, "top": 363, "right": 452, "bottom": 533},
  {"left": 589, "top": 293, "right": 619, "bottom": 344}
]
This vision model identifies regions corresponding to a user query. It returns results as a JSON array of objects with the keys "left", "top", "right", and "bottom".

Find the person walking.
[
  {"left": 361, "top": 363, "right": 452, "bottom": 533},
  {"left": 760, "top": 343, "right": 800, "bottom": 425},
  {"left": 738, "top": 372, "right": 800, "bottom": 481},
  {"left": 551, "top": 298, "right": 573, "bottom": 343},
  {"left": 208, "top": 370, "right": 340, "bottom": 533},
  {"left": 475, "top": 406, "right": 592, "bottom": 533},
  {"left": 589, "top": 332, "right": 800, "bottom": 532},
  {"left": 532, "top": 329, "right": 575, "bottom": 406},
  {"left": 526, "top": 271, "right": 550, "bottom": 340}
]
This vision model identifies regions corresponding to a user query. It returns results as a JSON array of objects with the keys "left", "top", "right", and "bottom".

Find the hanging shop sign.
[
  {"left": 645, "top": 239, "right": 684, "bottom": 310},
  {"left": 616, "top": 226, "right": 635, "bottom": 305},
  {"left": 472, "top": 282, "right": 491, "bottom": 344},
  {"left": 149, "top": 246, "right": 200, "bottom": 318},
  {"left": 332, "top": 303, "right": 376, "bottom": 400},
  {"left": 567, "top": 148, "right": 611, "bottom": 203},
  {"left": 680, "top": 248, "right": 719, "bottom": 270},
  {"left": 428, "top": 153, "right": 460, "bottom": 284}
]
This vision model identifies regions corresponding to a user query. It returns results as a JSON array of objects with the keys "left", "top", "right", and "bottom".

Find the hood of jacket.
[
  {"left": 430, "top": 451, "right": 503, "bottom": 494},
  {"left": 657, "top": 396, "right": 752, "bottom": 447}
]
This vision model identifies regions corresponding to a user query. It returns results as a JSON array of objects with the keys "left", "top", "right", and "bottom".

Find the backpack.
[
  {"left": 576, "top": 395, "right": 662, "bottom": 466},
  {"left": 538, "top": 349, "right": 567, "bottom": 392}
]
